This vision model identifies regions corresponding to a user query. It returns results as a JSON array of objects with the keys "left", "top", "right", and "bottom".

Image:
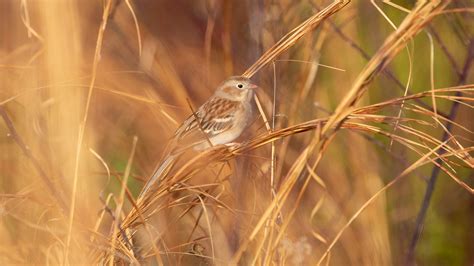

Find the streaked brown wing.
[{"left": 174, "top": 97, "right": 240, "bottom": 144}]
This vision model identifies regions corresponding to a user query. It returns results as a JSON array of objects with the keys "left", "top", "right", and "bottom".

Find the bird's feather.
[{"left": 174, "top": 96, "right": 241, "bottom": 146}]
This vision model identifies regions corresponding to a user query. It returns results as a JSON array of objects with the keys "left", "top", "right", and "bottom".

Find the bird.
[{"left": 138, "top": 76, "right": 258, "bottom": 199}]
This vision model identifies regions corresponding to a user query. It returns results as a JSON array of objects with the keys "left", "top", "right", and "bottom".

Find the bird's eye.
[{"left": 237, "top": 84, "right": 243, "bottom": 89}]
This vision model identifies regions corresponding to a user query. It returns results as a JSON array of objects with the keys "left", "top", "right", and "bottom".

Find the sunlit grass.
[{"left": 0, "top": 0, "right": 472, "bottom": 265}]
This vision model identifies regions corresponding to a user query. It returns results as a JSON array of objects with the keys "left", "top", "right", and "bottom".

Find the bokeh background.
[{"left": 0, "top": 0, "right": 473, "bottom": 265}]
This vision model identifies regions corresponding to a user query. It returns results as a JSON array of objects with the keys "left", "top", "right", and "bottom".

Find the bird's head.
[{"left": 215, "top": 76, "right": 258, "bottom": 100}]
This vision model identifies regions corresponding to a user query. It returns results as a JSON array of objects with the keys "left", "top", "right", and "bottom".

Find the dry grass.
[{"left": 1, "top": 0, "right": 473, "bottom": 265}]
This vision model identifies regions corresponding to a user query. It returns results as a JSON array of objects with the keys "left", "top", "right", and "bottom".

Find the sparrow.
[{"left": 138, "top": 76, "right": 258, "bottom": 199}]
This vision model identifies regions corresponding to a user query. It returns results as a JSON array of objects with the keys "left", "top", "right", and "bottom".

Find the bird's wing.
[{"left": 174, "top": 97, "right": 240, "bottom": 145}]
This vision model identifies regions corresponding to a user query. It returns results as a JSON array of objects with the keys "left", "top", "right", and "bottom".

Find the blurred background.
[{"left": 0, "top": 0, "right": 473, "bottom": 265}]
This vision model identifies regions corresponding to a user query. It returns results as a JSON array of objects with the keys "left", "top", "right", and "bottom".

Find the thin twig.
[
  {"left": 0, "top": 106, "right": 68, "bottom": 213},
  {"left": 318, "top": 139, "right": 454, "bottom": 266},
  {"left": 66, "top": 0, "right": 113, "bottom": 261},
  {"left": 428, "top": 25, "right": 462, "bottom": 76},
  {"left": 406, "top": 39, "right": 474, "bottom": 265},
  {"left": 312, "top": 2, "right": 449, "bottom": 118},
  {"left": 242, "top": 0, "right": 350, "bottom": 78},
  {"left": 110, "top": 136, "right": 138, "bottom": 265}
]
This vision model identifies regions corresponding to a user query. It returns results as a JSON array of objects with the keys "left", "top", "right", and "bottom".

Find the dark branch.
[
  {"left": 311, "top": 2, "right": 449, "bottom": 118},
  {"left": 406, "top": 39, "right": 474, "bottom": 265}
]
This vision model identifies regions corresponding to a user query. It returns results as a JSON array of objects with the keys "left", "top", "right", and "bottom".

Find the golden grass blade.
[
  {"left": 66, "top": 0, "right": 114, "bottom": 262},
  {"left": 109, "top": 136, "right": 138, "bottom": 264},
  {"left": 2, "top": 0, "right": 473, "bottom": 264},
  {"left": 322, "top": 0, "right": 452, "bottom": 136},
  {"left": 124, "top": 0, "right": 142, "bottom": 57},
  {"left": 241, "top": 0, "right": 350, "bottom": 78},
  {"left": 316, "top": 138, "right": 453, "bottom": 266}
]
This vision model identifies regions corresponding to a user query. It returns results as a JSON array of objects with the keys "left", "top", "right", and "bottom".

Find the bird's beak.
[{"left": 248, "top": 84, "right": 258, "bottom": 90}]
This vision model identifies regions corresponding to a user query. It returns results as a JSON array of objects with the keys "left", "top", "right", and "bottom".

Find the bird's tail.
[{"left": 137, "top": 154, "right": 176, "bottom": 200}]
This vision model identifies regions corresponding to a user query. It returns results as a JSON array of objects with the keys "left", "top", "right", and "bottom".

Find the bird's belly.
[
  {"left": 209, "top": 125, "right": 245, "bottom": 146},
  {"left": 194, "top": 103, "right": 253, "bottom": 150}
]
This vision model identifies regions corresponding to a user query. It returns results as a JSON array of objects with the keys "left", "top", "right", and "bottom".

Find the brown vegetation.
[{"left": 0, "top": 0, "right": 473, "bottom": 265}]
